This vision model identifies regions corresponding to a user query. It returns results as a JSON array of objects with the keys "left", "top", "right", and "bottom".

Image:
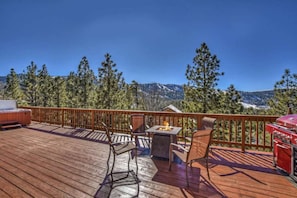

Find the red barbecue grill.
[{"left": 266, "top": 114, "right": 297, "bottom": 181}]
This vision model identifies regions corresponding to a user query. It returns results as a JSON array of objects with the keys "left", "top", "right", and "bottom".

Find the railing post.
[
  {"left": 62, "top": 108, "right": 64, "bottom": 127},
  {"left": 38, "top": 108, "right": 41, "bottom": 123},
  {"left": 91, "top": 110, "right": 94, "bottom": 131},
  {"left": 241, "top": 118, "right": 246, "bottom": 152}
]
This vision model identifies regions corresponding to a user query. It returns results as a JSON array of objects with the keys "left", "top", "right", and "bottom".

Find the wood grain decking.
[{"left": 0, "top": 123, "right": 297, "bottom": 197}]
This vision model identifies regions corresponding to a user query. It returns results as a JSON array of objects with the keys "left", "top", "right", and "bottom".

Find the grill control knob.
[
  {"left": 273, "top": 131, "right": 279, "bottom": 139},
  {"left": 286, "top": 135, "right": 291, "bottom": 144}
]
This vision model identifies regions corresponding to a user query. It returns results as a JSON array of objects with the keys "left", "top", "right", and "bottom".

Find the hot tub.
[{"left": 0, "top": 100, "right": 31, "bottom": 126}]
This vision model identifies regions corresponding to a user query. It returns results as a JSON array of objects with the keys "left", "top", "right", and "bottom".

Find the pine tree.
[
  {"left": 65, "top": 71, "right": 79, "bottom": 108},
  {"left": 267, "top": 69, "right": 297, "bottom": 115},
  {"left": 130, "top": 80, "right": 141, "bottom": 109},
  {"left": 37, "top": 64, "right": 53, "bottom": 107},
  {"left": 219, "top": 84, "right": 243, "bottom": 114},
  {"left": 183, "top": 42, "right": 224, "bottom": 113},
  {"left": 21, "top": 61, "right": 38, "bottom": 106},
  {"left": 96, "top": 53, "right": 127, "bottom": 109},
  {"left": 52, "top": 76, "right": 66, "bottom": 107},
  {"left": 4, "top": 68, "right": 23, "bottom": 102},
  {"left": 76, "top": 56, "right": 96, "bottom": 108},
  {"left": 115, "top": 81, "right": 132, "bottom": 109}
]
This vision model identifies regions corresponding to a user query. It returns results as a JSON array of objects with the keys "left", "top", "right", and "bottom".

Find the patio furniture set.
[{"left": 100, "top": 114, "right": 216, "bottom": 194}]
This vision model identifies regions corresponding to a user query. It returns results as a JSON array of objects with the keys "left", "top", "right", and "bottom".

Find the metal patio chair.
[
  {"left": 101, "top": 122, "right": 140, "bottom": 187},
  {"left": 169, "top": 128, "right": 214, "bottom": 186},
  {"left": 129, "top": 114, "right": 150, "bottom": 148},
  {"left": 184, "top": 116, "right": 216, "bottom": 143}
]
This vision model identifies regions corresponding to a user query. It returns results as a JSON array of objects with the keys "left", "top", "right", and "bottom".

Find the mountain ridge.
[
  {"left": 0, "top": 76, "right": 273, "bottom": 107},
  {"left": 138, "top": 83, "right": 273, "bottom": 107}
]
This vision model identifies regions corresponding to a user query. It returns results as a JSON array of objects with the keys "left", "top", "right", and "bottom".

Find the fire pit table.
[{"left": 146, "top": 125, "right": 182, "bottom": 159}]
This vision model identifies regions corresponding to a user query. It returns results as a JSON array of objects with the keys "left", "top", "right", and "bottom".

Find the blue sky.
[{"left": 1, "top": 0, "right": 297, "bottom": 91}]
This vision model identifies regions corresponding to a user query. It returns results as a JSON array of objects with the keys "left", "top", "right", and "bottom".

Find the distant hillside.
[
  {"left": 0, "top": 76, "right": 274, "bottom": 107},
  {"left": 139, "top": 83, "right": 274, "bottom": 107},
  {"left": 239, "top": 90, "right": 274, "bottom": 107},
  {"left": 0, "top": 76, "right": 5, "bottom": 90},
  {"left": 0, "top": 76, "right": 6, "bottom": 82},
  {"left": 139, "top": 83, "right": 184, "bottom": 100}
]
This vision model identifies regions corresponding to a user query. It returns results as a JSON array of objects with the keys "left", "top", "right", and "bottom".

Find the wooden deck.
[{"left": 0, "top": 122, "right": 297, "bottom": 198}]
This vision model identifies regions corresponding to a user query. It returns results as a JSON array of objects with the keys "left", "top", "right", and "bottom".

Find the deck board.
[{"left": 0, "top": 123, "right": 296, "bottom": 197}]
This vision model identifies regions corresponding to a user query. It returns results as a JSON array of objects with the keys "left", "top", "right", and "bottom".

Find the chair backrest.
[
  {"left": 131, "top": 114, "right": 145, "bottom": 133},
  {"left": 187, "top": 129, "right": 213, "bottom": 162},
  {"left": 102, "top": 122, "right": 113, "bottom": 145},
  {"left": 201, "top": 117, "right": 216, "bottom": 130}
]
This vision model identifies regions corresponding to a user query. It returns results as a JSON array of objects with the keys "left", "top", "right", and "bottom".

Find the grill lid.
[{"left": 276, "top": 114, "right": 297, "bottom": 130}]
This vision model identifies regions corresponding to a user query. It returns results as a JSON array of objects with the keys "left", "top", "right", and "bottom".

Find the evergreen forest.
[{"left": 1, "top": 43, "right": 297, "bottom": 116}]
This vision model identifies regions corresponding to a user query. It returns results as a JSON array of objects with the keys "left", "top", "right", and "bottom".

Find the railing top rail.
[
  {"left": 20, "top": 106, "right": 279, "bottom": 120},
  {"left": 21, "top": 106, "right": 278, "bottom": 152}
]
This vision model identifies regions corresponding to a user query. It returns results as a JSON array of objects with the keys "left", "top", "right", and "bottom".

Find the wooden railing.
[{"left": 21, "top": 106, "right": 279, "bottom": 152}]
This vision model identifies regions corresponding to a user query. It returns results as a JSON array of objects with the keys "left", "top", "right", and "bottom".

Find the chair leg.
[
  {"left": 135, "top": 148, "right": 139, "bottom": 179},
  {"left": 129, "top": 148, "right": 140, "bottom": 183},
  {"left": 134, "top": 136, "right": 139, "bottom": 147},
  {"left": 110, "top": 154, "right": 116, "bottom": 184},
  {"left": 127, "top": 151, "right": 131, "bottom": 177},
  {"left": 100, "top": 147, "right": 112, "bottom": 185},
  {"left": 106, "top": 148, "right": 111, "bottom": 176},
  {"left": 186, "top": 163, "right": 189, "bottom": 187},
  {"left": 206, "top": 157, "right": 210, "bottom": 180},
  {"left": 168, "top": 146, "right": 173, "bottom": 171},
  {"left": 148, "top": 133, "right": 151, "bottom": 146},
  {"left": 134, "top": 148, "right": 140, "bottom": 194}
]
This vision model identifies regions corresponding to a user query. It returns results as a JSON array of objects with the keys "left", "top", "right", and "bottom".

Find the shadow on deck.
[{"left": 27, "top": 121, "right": 150, "bottom": 148}]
